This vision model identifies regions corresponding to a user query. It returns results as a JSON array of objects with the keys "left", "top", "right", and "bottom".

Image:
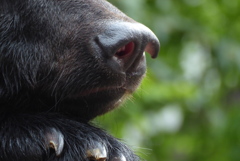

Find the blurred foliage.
[{"left": 94, "top": 0, "right": 240, "bottom": 160}]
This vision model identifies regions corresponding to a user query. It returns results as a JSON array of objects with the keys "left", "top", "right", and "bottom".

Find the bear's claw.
[
  {"left": 111, "top": 154, "right": 126, "bottom": 161},
  {"left": 45, "top": 128, "right": 64, "bottom": 156},
  {"left": 86, "top": 143, "right": 107, "bottom": 161}
]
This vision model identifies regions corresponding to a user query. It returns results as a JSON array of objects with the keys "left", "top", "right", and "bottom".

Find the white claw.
[
  {"left": 86, "top": 143, "right": 107, "bottom": 161},
  {"left": 111, "top": 154, "right": 126, "bottom": 161},
  {"left": 45, "top": 128, "right": 64, "bottom": 156}
]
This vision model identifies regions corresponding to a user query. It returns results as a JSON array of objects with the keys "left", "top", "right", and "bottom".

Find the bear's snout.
[{"left": 94, "top": 22, "right": 160, "bottom": 76}]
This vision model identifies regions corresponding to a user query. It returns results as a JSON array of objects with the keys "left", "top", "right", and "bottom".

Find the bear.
[{"left": 0, "top": 0, "right": 160, "bottom": 160}]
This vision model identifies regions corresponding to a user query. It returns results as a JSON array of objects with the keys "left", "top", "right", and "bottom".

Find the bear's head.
[{"left": 0, "top": 0, "right": 160, "bottom": 121}]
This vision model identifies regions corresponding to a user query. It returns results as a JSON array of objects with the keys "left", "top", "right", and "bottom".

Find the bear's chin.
[{"left": 59, "top": 88, "right": 128, "bottom": 121}]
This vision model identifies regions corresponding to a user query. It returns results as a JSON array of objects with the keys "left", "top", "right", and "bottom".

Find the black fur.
[
  {"left": 0, "top": 0, "right": 159, "bottom": 160},
  {"left": 0, "top": 114, "right": 139, "bottom": 161}
]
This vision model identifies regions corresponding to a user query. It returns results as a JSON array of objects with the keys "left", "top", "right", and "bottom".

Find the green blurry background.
[{"left": 95, "top": 0, "right": 240, "bottom": 160}]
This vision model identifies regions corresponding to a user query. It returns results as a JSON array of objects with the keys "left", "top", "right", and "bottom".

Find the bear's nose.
[{"left": 95, "top": 22, "right": 160, "bottom": 74}]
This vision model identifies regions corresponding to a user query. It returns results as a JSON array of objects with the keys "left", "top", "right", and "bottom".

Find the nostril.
[{"left": 115, "top": 42, "right": 135, "bottom": 58}]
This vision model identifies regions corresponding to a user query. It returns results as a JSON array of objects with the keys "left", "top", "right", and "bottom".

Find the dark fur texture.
[{"left": 0, "top": 0, "right": 159, "bottom": 160}]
